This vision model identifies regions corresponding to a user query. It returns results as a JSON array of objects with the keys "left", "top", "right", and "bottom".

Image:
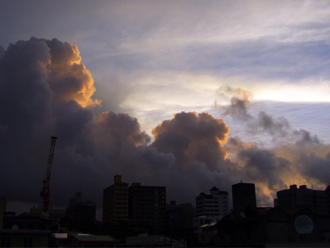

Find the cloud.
[
  {"left": 216, "top": 86, "right": 315, "bottom": 141},
  {"left": 45, "top": 38, "right": 101, "bottom": 108},
  {"left": 1, "top": 37, "right": 330, "bottom": 217},
  {"left": 152, "top": 112, "right": 230, "bottom": 172},
  {"left": 216, "top": 86, "right": 253, "bottom": 121},
  {"left": 294, "top": 128, "right": 320, "bottom": 146},
  {"left": 298, "top": 151, "right": 330, "bottom": 185},
  {"left": 255, "top": 111, "right": 290, "bottom": 137}
]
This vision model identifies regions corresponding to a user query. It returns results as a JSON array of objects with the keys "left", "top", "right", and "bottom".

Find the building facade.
[
  {"left": 196, "top": 187, "right": 229, "bottom": 218},
  {"left": 129, "top": 183, "right": 166, "bottom": 230},
  {"left": 232, "top": 182, "right": 256, "bottom": 219},
  {"left": 66, "top": 192, "right": 96, "bottom": 222},
  {"left": 274, "top": 184, "right": 328, "bottom": 215},
  {"left": 167, "top": 201, "right": 196, "bottom": 230},
  {"left": 103, "top": 175, "right": 129, "bottom": 225}
]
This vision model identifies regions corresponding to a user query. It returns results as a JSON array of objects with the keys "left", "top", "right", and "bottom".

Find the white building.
[{"left": 196, "top": 187, "right": 230, "bottom": 218}]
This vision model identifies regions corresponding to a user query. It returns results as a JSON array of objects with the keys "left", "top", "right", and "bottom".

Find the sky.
[{"left": 1, "top": 0, "right": 330, "bottom": 218}]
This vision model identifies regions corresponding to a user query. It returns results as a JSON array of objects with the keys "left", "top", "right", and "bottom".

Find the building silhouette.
[
  {"left": 232, "top": 182, "right": 256, "bottom": 219},
  {"left": 129, "top": 182, "right": 166, "bottom": 230},
  {"left": 274, "top": 184, "right": 328, "bottom": 215},
  {"left": 166, "top": 201, "right": 195, "bottom": 230},
  {"left": 103, "top": 175, "right": 166, "bottom": 229},
  {"left": 200, "top": 182, "right": 330, "bottom": 246},
  {"left": 66, "top": 192, "right": 96, "bottom": 222},
  {"left": 196, "top": 187, "right": 229, "bottom": 218},
  {"left": 103, "top": 175, "right": 130, "bottom": 225}
]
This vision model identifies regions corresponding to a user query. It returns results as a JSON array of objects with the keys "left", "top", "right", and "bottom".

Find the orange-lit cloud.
[{"left": 46, "top": 39, "right": 101, "bottom": 108}]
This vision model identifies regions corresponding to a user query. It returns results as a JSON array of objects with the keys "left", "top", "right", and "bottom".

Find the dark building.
[
  {"left": 232, "top": 182, "right": 256, "bottom": 219},
  {"left": 275, "top": 185, "right": 328, "bottom": 215},
  {"left": 166, "top": 201, "right": 195, "bottom": 230},
  {"left": 198, "top": 182, "right": 330, "bottom": 246},
  {"left": 66, "top": 192, "right": 96, "bottom": 222},
  {"left": 129, "top": 182, "right": 166, "bottom": 230},
  {"left": 326, "top": 185, "right": 330, "bottom": 214},
  {"left": 64, "top": 233, "right": 118, "bottom": 247},
  {"left": 103, "top": 175, "right": 130, "bottom": 225},
  {"left": 212, "top": 207, "right": 324, "bottom": 246}
]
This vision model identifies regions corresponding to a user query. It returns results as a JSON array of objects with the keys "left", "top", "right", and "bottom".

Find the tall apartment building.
[
  {"left": 274, "top": 184, "right": 328, "bottom": 215},
  {"left": 103, "top": 175, "right": 129, "bottom": 225},
  {"left": 196, "top": 187, "right": 229, "bottom": 218},
  {"left": 129, "top": 183, "right": 166, "bottom": 230},
  {"left": 232, "top": 182, "right": 256, "bottom": 219}
]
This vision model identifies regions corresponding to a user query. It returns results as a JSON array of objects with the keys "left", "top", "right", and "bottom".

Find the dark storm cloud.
[
  {"left": 0, "top": 38, "right": 52, "bottom": 138},
  {"left": 1, "top": 37, "right": 329, "bottom": 215},
  {"left": 152, "top": 112, "right": 230, "bottom": 172},
  {"left": 0, "top": 38, "right": 236, "bottom": 210},
  {"left": 298, "top": 152, "right": 330, "bottom": 186},
  {"left": 216, "top": 85, "right": 329, "bottom": 201},
  {"left": 238, "top": 148, "right": 290, "bottom": 190},
  {"left": 97, "top": 111, "right": 150, "bottom": 146}
]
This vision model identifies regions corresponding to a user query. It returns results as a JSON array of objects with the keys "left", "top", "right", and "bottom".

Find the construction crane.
[{"left": 40, "top": 136, "right": 57, "bottom": 216}]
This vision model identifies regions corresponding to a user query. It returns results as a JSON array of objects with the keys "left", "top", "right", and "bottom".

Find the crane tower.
[{"left": 40, "top": 136, "right": 57, "bottom": 216}]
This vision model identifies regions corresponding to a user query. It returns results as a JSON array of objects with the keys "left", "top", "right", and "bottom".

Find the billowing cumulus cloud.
[
  {"left": 1, "top": 37, "right": 330, "bottom": 217},
  {"left": 45, "top": 38, "right": 101, "bottom": 108},
  {"left": 152, "top": 112, "right": 230, "bottom": 172}
]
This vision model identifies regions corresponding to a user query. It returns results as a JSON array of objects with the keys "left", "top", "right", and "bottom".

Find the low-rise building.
[
  {"left": 126, "top": 233, "right": 186, "bottom": 248},
  {"left": 167, "top": 201, "right": 195, "bottom": 230},
  {"left": 0, "top": 229, "right": 51, "bottom": 247},
  {"left": 65, "top": 233, "right": 118, "bottom": 247},
  {"left": 66, "top": 192, "right": 96, "bottom": 222},
  {"left": 275, "top": 185, "right": 328, "bottom": 215}
]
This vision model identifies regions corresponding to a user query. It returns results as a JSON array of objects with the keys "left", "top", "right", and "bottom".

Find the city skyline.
[{"left": 0, "top": 1, "right": 330, "bottom": 216}]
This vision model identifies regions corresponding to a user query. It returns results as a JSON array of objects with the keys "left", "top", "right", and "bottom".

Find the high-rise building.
[
  {"left": 275, "top": 184, "right": 328, "bottom": 215},
  {"left": 66, "top": 192, "right": 96, "bottom": 222},
  {"left": 196, "top": 187, "right": 229, "bottom": 218},
  {"left": 232, "top": 182, "right": 256, "bottom": 219},
  {"left": 129, "top": 183, "right": 166, "bottom": 230},
  {"left": 103, "top": 175, "right": 129, "bottom": 225}
]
